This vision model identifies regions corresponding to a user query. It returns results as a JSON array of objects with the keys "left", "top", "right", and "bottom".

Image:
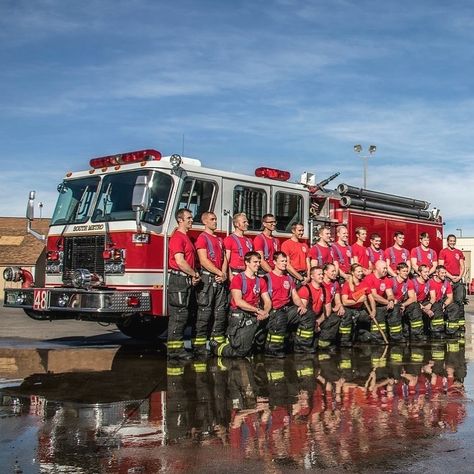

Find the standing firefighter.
[
  {"left": 411, "top": 232, "right": 438, "bottom": 276},
  {"left": 214, "top": 251, "right": 271, "bottom": 358},
  {"left": 332, "top": 224, "right": 353, "bottom": 282},
  {"left": 194, "top": 212, "right": 229, "bottom": 355},
  {"left": 223, "top": 213, "right": 253, "bottom": 280},
  {"left": 253, "top": 214, "right": 280, "bottom": 274},
  {"left": 385, "top": 231, "right": 411, "bottom": 277},
  {"left": 167, "top": 208, "right": 200, "bottom": 360},
  {"left": 439, "top": 234, "right": 466, "bottom": 335},
  {"left": 281, "top": 222, "right": 311, "bottom": 287}
]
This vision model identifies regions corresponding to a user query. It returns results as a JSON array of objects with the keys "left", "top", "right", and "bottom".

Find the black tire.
[{"left": 116, "top": 314, "right": 168, "bottom": 340}]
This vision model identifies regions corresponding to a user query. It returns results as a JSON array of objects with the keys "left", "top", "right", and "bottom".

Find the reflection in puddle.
[{"left": 0, "top": 342, "right": 468, "bottom": 472}]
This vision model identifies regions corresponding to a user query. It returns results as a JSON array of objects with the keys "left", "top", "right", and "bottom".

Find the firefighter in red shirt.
[
  {"left": 298, "top": 266, "right": 326, "bottom": 338},
  {"left": 385, "top": 231, "right": 411, "bottom": 277},
  {"left": 340, "top": 263, "right": 375, "bottom": 346},
  {"left": 281, "top": 222, "right": 310, "bottom": 286},
  {"left": 439, "top": 234, "right": 466, "bottom": 334},
  {"left": 390, "top": 262, "right": 416, "bottom": 342},
  {"left": 215, "top": 251, "right": 271, "bottom": 357},
  {"left": 309, "top": 226, "right": 333, "bottom": 267},
  {"left": 265, "top": 251, "right": 313, "bottom": 356},
  {"left": 362, "top": 260, "right": 394, "bottom": 343},
  {"left": 332, "top": 225, "right": 352, "bottom": 282},
  {"left": 430, "top": 265, "right": 459, "bottom": 339},
  {"left": 167, "top": 208, "right": 200, "bottom": 360},
  {"left": 194, "top": 211, "right": 229, "bottom": 354},
  {"left": 368, "top": 233, "right": 385, "bottom": 272},
  {"left": 318, "top": 263, "right": 345, "bottom": 349},
  {"left": 404, "top": 264, "right": 432, "bottom": 341},
  {"left": 223, "top": 213, "right": 253, "bottom": 280},
  {"left": 253, "top": 213, "right": 280, "bottom": 274},
  {"left": 352, "top": 226, "right": 370, "bottom": 275},
  {"left": 410, "top": 232, "right": 438, "bottom": 276}
]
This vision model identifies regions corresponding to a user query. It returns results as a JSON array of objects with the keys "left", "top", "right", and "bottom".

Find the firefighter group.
[{"left": 166, "top": 208, "right": 466, "bottom": 360}]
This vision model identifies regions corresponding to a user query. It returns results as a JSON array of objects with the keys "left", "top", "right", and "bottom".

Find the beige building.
[
  {"left": 454, "top": 236, "right": 474, "bottom": 291},
  {"left": 0, "top": 217, "right": 50, "bottom": 302}
]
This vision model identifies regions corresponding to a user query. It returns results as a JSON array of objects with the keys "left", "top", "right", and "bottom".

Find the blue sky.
[{"left": 1, "top": 0, "right": 473, "bottom": 235}]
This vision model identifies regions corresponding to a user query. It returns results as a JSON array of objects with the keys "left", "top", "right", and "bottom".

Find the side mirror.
[
  {"left": 26, "top": 191, "right": 36, "bottom": 221},
  {"left": 25, "top": 191, "right": 45, "bottom": 242},
  {"left": 132, "top": 176, "right": 150, "bottom": 233},
  {"left": 132, "top": 176, "right": 150, "bottom": 213}
]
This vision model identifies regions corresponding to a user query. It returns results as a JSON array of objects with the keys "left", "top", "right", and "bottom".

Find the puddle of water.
[{"left": 0, "top": 342, "right": 472, "bottom": 473}]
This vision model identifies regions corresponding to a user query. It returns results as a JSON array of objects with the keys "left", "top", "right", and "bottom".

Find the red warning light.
[
  {"left": 90, "top": 149, "right": 162, "bottom": 169},
  {"left": 255, "top": 167, "right": 291, "bottom": 181}
]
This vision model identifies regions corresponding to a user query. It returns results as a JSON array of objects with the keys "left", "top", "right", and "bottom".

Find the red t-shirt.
[
  {"left": 384, "top": 246, "right": 410, "bottom": 270},
  {"left": 439, "top": 247, "right": 465, "bottom": 277},
  {"left": 281, "top": 239, "right": 309, "bottom": 272},
  {"left": 298, "top": 283, "right": 324, "bottom": 315},
  {"left": 223, "top": 233, "right": 253, "bottom": 270},
  {"left": 391, "top": 277, "right": 413, "bottom": 302},
  {"left": 322, "top": 280, "right": 340, "bottom": 304},
  {"left": 368, "top": 247, "right": 385, "bottom": 264},
  {"left": 267, "top": 272, "right": 295, "bottom": 309},
  {"left": 195, "top": 232, "right": 224, "bottom": 268},
  {"left": 352, "top": 242, "right": 370, "bottom": 269},
  {"left": 229, "top": 273, "right": 268, "bottom": 309},
  {"left": 309, "top": 243, "right": 333, "bottom": 266},
  {"left": 341, "top": 281, "right": 368, "bottom": 309},
  {"left": 430, "top": 278, "right": 453, "bottom": 301},
  {"left": 253, "top": 233, "right": 280, "bottom": 269},
  {"left": 168, "top": 229, "right": 196, "bottom": 271},
  {"left": 412, "top": 278, "right": 431, "bottom": 302},
  {"left": 331, "top": 242, "right": 352, "bottom": 273},
  {"left": 362, "top": 273, "right": 392, "bottom": 297},
  {"left": 410, "top": 246, "right": 437, "bottom": 267}
]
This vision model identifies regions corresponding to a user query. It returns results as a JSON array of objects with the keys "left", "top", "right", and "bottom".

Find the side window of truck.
[
  {"left": 177, "top": 178, "right": 216, "bottom": 223},
  {"left": 233, "top": 186, "right": 267, "bottom": 231},
  {"left": 274, "top": 191, "right": 303, "bottom": 232}
]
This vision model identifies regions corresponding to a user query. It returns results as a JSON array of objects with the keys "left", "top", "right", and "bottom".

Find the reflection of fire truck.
[{"left": 3, "top": 149, "right": 443, "bottom": 339}]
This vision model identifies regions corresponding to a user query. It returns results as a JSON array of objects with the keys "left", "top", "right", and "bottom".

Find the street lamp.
[
  {"left": 456, "top": 228, "right": 463, "bottom": 238},
  {"left": 353, "top": 144, "right": 377, "bottom": 189}
]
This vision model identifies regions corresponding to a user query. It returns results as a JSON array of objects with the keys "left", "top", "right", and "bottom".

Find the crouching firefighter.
[
  {"left": 265, "top": 252, "right": 312, "bottom": 357},
  {"left": 318, "top": 263, "right": 345, "bottom": 349},
  {"left": 390, "top": 262, "right": 414, "bottom": 343},
  {"left": 430, "top": 265, "right": 460, "bottom": 339},
  {"left": 340, "top": 263, "right": 375, "bottom": 346},
  {"left": 297, "top": 266, "right": 325, "bottom": 351},
  {"left": 403, "top": 264, "right": 431, "bottom": 341},
  {"left": 361, "top": 260, "right": 394, "bottom": 344},
  {"left": 214, "top": 251, "right": 271, "bottom": 357}
]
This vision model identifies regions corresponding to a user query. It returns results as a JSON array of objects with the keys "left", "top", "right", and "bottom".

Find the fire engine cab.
[{"left": 3, "top": 148, "right": 443, "bottom": 339}]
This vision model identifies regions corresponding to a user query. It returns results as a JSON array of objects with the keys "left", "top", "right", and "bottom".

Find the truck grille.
[{"left": 63, "top": 235, "right": 105, "bottom": 283}]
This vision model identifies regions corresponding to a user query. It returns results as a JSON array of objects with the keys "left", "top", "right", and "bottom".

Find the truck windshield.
[
  {"left": 51, "top": 177, "right": 100, "bottom": 225},
  {"left": 91, "top": 170, "right": 173, "bottom": 225}
]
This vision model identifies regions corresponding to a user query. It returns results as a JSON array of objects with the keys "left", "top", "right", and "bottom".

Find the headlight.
[{"left": 3, "top": 267, "right": 22, "bottom": 282}]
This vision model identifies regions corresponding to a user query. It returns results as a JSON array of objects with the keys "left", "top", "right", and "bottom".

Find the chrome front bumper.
[{"left": 3, "top": 288, "right": 151, "bottom": 313}]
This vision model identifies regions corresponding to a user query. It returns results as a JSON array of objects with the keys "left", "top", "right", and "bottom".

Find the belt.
[
  {"left": 170, "top": 269, "right": 191, "bottom": 277},
  {"left": 230, "top": 267, "right": 244, "bottom": 274},
  {"left": 272, "top": 304, "right": 292, "bottom": 313},
  {"left": 201, "top": 270, "right": 213, "bottom": 275}
]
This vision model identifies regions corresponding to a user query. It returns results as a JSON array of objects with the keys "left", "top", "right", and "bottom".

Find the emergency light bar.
[
  {"left": 255, "top": 167, "right": 291, "bottom": 182},
  {"left": 89, "top": 149, "right": 162, "bottom": 169}
]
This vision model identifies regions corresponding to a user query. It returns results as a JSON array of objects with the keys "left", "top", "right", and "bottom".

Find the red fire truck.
[{"left": 3, "top": 149, "right": 443, "bottom": 339}]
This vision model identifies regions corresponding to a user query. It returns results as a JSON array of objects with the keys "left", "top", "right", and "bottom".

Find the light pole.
[
  {"left": 456, "top": 228, "right": 463, "bottom": 238},
  {"left": 354, "top": 144, "right": 377, "bottom": 189}
]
